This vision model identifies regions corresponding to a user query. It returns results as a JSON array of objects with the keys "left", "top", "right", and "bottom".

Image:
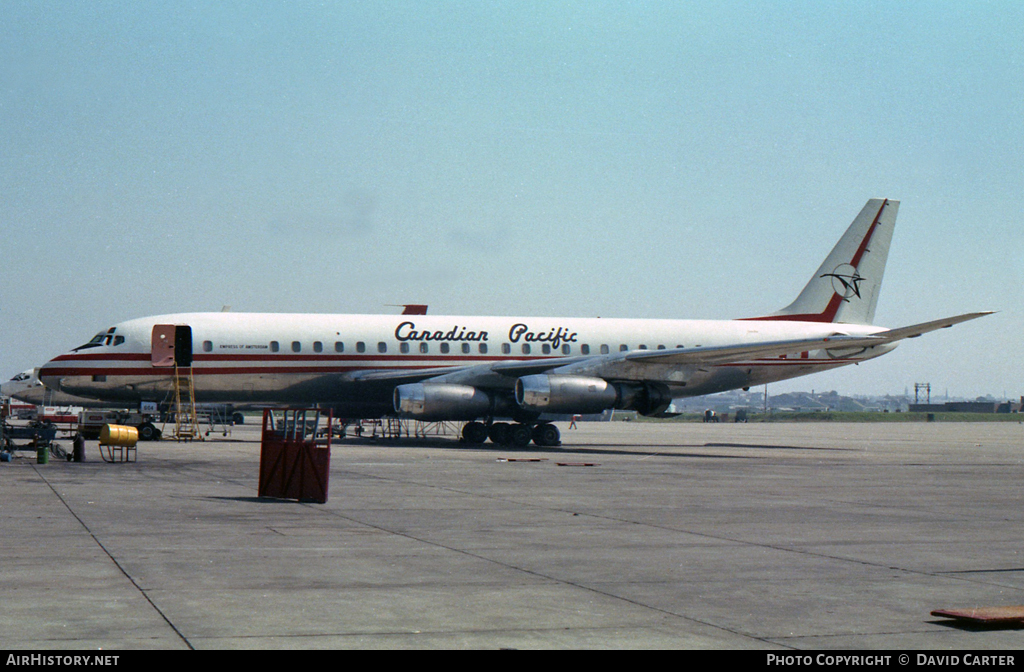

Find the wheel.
[
  {"left": 487, "top": 422, "right": 511, "bottom": 444},
  {"left": 232, "top": 412, "right": 244, "bottom": 425},
  {"left": 533, "top": 423, "right": 560, "bottom": 447},
  {"left": 509, "top": 423, "right": 532, "bottom": 447},
  {"left": 138, "top": 423, "right": 159, "bottom": 441},
  {"left": 462, "top": 421, "right": 488, "bottom": 444}
]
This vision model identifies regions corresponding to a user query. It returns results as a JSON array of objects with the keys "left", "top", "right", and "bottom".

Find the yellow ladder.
[{"left": 172, "top": 366, "right": 202, "bottom": 441}]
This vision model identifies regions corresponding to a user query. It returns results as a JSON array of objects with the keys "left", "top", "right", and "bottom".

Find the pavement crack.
[{"left": 32, "top": 465, "right": 195, "bottom": 650}]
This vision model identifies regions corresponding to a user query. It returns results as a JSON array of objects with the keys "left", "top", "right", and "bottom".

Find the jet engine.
[
  {"left": 514, "top": 375, "right": 619, "bottom": 415},
  {"left": 616, "top": 381, "right": 673, "bottom": 417},
  {"left": 515, "top": 375, "right": 673, "bottom": 417},
  {"left": 394, "top": 383, "right": 511, "bottom": 421}
]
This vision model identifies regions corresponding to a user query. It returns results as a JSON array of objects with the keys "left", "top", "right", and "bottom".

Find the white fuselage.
[{"left": 39, "top": 312, "right": 894, "bottom": 416}]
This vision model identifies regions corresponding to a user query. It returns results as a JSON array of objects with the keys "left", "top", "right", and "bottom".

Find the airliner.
[
  {"left": 38, "top": 199, "right": 990, "bottom": 446},
  {"left": 1, "top": 369, "right": 101, "bottom": 408},
  {"left": 1, "top": 368, "right": 249, "bottom": 429}
]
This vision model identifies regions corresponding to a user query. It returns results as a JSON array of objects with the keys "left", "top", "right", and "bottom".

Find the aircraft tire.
[
  {"left": 509, "top": 423, "right": 532, "bottom": 447},
  {"left": 487, "top": 422, "right": 511, "bottom": 445},
  {"left": 462, "top": 421, "right": 488, "bottom": 444},
  {"left": 533, "top": 423, "right": 560, "bottom": 447}
]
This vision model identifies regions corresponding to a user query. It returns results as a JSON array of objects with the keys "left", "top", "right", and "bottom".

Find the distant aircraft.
[
  {"left": 1, "top": 369, "right": 101, "bottom": 407},
  {"left": 38, "top": 199, "right": 990, "bottom": 446}
]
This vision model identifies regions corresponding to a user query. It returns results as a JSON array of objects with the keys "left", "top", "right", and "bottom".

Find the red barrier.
[{"left": 258, "top": 409, "right": 332, "bottom": 503}]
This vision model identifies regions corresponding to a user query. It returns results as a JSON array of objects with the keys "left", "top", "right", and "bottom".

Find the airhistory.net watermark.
[{"left": 6, "top": 656, "right": 119, "bottom": 667}]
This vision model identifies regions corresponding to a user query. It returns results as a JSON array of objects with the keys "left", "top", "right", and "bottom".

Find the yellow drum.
[{"left": 99, "top": 424, "right": 139, "bottom": 447}]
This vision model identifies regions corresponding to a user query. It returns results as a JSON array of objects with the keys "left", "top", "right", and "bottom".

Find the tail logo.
[{"left": 821, "top": 263, "right": 865, "bottom": 302}]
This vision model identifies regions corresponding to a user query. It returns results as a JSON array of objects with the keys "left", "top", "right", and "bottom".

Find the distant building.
[{"left": 908, "top": 399, "right": 1023, "bottom": 414}]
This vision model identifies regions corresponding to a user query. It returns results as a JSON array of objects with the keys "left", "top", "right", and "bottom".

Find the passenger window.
[
  {"left": 335, "top": 341, "right": 344, "bottom": 353},
  {"left": 461, "top": 343, "right": 470, "bottom": 354},
  {"left": 657, "top": 345, "right": 666, "bottom": 350},
  {"left": 292, "top": 341, "right": 301, "bottom": 353},
  {"left": 440, "top": 343, "right": 450, "bottom": 354},
  {"left": 522, "top": 344, "right": 531, "bottom": 354},
  {"left": 378, "top": 342, "right": 387, "bottom": 353},
  {"left": 600, "top": 344, "right": 610, "bottom": 355},
  {"left": 400, "top": 342, "right": 410, "bottom": 354},
  {"left": 619, "top": 344, "right": 628, "bottom": 352},
  {"left": 313, "top": 341, "right": 323, "bottom": 353},
  {"left": 479, "top": 343, "right": 488, "bottom": 354},
  {"left": 501, "top": 343, "right": 511, "bottom": 354},
  {"left": 638, "top": 345, "right": 648, "bottom": 350},
  {"left": 561, "top": 344, "right": 571, "bottom": 355},
  {"left": 356, "top": 342, "right": 366, "bottom": 353},
  {"left": 419, "top": 342, "right": 429, "bottom": 354},
  {"left": 270, "top": 341, "right": 280, "bottom": 352},
  {"left": 202, "top": 340, "right": 212, "bottom": 352},
  {"left": 581, "top": 344, "right": 590, "bottom": 355},
  {"left": 542, "top": 344, "right": 551, "bottom": 354}
]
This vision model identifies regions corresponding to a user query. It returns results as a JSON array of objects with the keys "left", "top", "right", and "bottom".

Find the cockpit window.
[
  {"left": 73, "top": 327, "right": 117, "bottom": 351},
  {"left": 74, "top": 333, "right": 107, "bottom": 350}
]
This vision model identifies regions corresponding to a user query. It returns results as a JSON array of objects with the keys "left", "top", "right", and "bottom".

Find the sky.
[{"left": 2, "top": 0, "right": 1021, "bottom": 398}]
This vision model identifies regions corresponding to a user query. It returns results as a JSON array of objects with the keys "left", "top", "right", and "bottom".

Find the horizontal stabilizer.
[{"left": 856, "top": 312, "right": 995, "bottom": 344}]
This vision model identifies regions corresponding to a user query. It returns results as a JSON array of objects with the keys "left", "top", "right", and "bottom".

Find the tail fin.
[{"left": 751, "top": 198, "right": 899, "bottom": 325}]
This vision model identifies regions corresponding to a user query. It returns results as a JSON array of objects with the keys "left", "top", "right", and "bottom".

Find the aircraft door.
[
  {"left": 151, "top": 325, "right": 193, "bottom": 367},
  {"left": 174, "top": 326, "right": 193, "bottom": 367},
  {"left": 152, "top": 325, "right": 176, "bottom": 367}
]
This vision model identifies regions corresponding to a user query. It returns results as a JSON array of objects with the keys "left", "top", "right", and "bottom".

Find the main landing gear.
[{"left": 461, "top": 421, "right": 561, "bottom": 447}]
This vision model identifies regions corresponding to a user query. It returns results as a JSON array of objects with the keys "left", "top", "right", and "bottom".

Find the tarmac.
[{"left": 2, "top": 419, "right": 1024, "bottom": 650}]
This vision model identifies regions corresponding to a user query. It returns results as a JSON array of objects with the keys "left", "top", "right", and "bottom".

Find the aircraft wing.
[
  {"left": 620, "top": 335, "right": 879, "bottom": 366},
  {"left": 621, "top": 312, "right": 993, "bottom": 366},
  {"left": 488, "top": 356, "right": 592, "bottom": 377},
  {"left": 420, "top": 356, "right": 589, "bottom": 388},
  {"left": 348, "top": 357, "right": 590, "bottom": 386},
  {"left": 348, "top": 365, "right": 475, "bottom": 383}
]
